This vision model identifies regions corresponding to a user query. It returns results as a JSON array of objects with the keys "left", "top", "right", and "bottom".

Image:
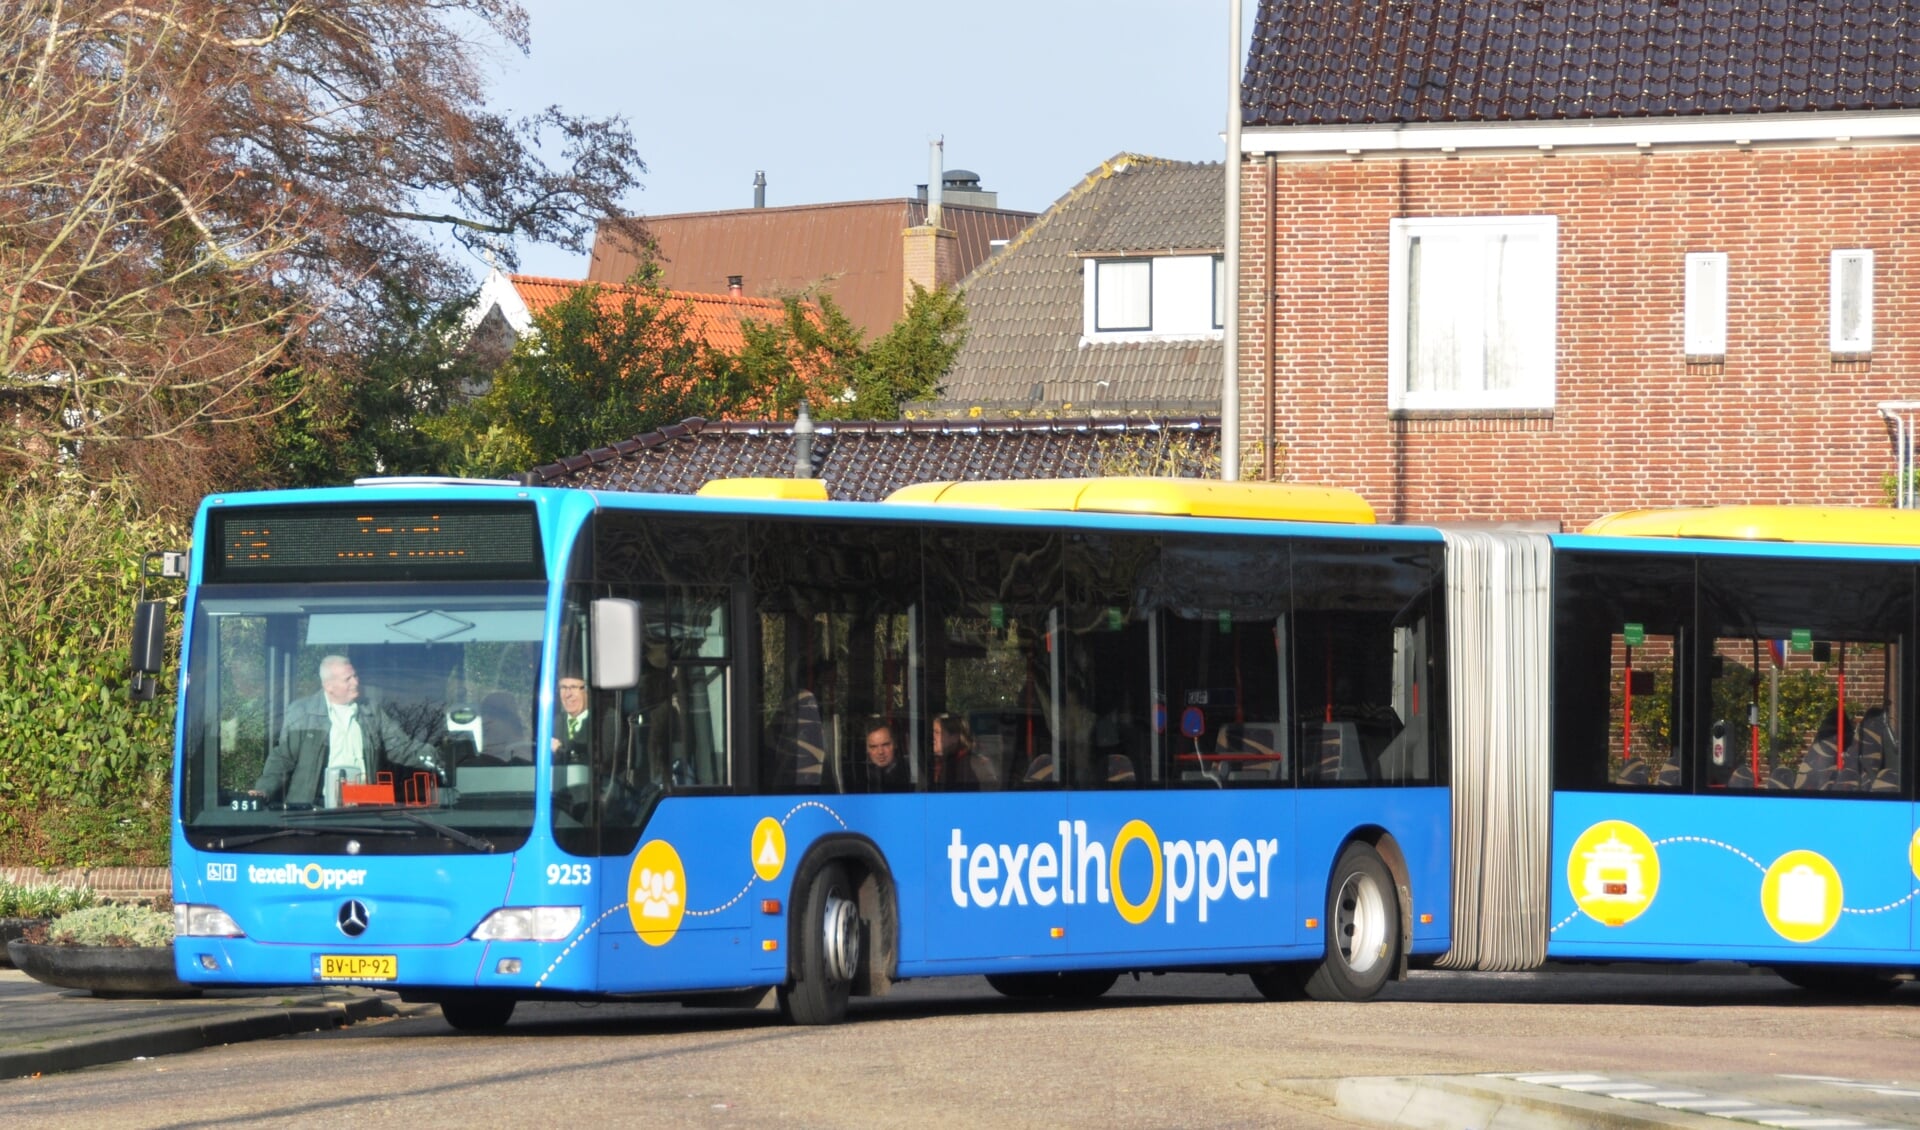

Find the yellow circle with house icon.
[
  {"left": 627, "top": 840, "right": 686, "bottom": 946},
  {"left": 1762, "top": 850, "right": 1843, "bottom": 944},
  {"left": 1568, "top": 820, "right": 1661, "bottom": 927}
]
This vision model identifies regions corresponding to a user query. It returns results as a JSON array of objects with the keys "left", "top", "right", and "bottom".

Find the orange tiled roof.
[{"left": 507, "top": 274, "right": 794, "bottom": 356}]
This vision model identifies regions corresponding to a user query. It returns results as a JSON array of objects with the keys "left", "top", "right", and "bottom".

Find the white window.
[
  {"left": 1388, "top": 216, "right": 1557, "bottom": 411},
  {"left": 1095, "top": 259, "right": 1151, "bottom": 331},
  {"left": 1213, "top": 255, "right": 1226, "bottom": 329},
  {"left": 1684, "top": 252, "right": 1728, "bottom": 357},
  {"left": 1831, "top": 249, "right": 1873, "bottom": 354}
]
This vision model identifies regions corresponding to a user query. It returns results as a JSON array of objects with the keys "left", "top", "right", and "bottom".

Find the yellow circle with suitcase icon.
[
  {"left": 627, "top": 840, "right": 686, "bottom": 946},
  {"left": 1568, "top": 820, "right": 1660, "bottom": 927},
  {"left": 1761, "top": 850, "right": 1843, "bottom": 943},
  {"left": 751, "top": 817, "right": 786, "bottom": 882}
]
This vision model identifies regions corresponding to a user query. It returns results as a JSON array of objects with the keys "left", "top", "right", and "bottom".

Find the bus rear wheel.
[
  {"left": 779, "top": 862, "right": 861, "bottom": 1025},
  {"left": 985, "top": 971, "right": 1118, "bottom": 1000},
  {"left": 439, "top": 992, "right": 516, "bottom": 1031},
  {"left": 1775, "top": 964, "right": 1903, "bottom": 997},
  {"left": 1302, "top": 842, "right": 1399, "bottom": 1003}
]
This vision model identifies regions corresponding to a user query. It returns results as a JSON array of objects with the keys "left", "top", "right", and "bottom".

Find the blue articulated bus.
[
  {"left": 152, "top": 478, "right": 1919, "bottom": 1029},
  {"left": 160, "top": 476, "right": 1450, "bottom": 1027}
]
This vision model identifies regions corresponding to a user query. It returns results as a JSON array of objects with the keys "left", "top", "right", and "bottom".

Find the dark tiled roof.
[
  {"left": 921, "top": 155, "right": 1224, "bottom": 418},
  {"left": 1245, "top": 0, "right": 1920, "bottom": 127},
  {"left": 525, "top": 415, "right": 1221, "bottom": 502}
]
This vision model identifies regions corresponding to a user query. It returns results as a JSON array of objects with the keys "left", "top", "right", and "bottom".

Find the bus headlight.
[
  {"left": 470, "top": 907, "right": 581, "bottom": 942},
  {"left": 174, "top": 904, "right": 245, "bottom": 938}
]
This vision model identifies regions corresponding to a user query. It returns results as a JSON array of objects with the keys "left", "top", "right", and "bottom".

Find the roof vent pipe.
[
  {"left": 727, "top": 275, "right": 743, "bottom": 296},
  {"left": 792, "top": 399, "right": 814, "bottom": 478},
  {"left": 927, "top": 139, "right": 943, "bottom": 228},
  {"left": 753, "top": 170, "right": 767, "bottom": 208}
]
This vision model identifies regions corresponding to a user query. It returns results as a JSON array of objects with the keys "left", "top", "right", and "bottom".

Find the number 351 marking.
[{"left": 546, "top": 863, "right": 592, "bottom": 886}]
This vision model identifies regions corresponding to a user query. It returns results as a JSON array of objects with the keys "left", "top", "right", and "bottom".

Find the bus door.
[{"left": 918, "top": 526, "right": 1068, "bottom": 963}]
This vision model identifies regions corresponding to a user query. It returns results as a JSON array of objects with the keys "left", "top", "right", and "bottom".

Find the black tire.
[
  {"left": 985, "top": 970, "right": 1119, "bottom": 1000},
  {"left": 779, "top": 862, "right": 861, "bottom": 1025},
  {"left": 439, "top": 992, "right": 516, "bottom": 1031},
  {"left": 1249, "top": 964, "right": 1310, "bottom": 1001},
  {"left": 1302, "top": 841, "right": 1400, "bottom": 1002},
  {"left": 1775, "top": 964, "right": 1904, "bottom": 997}
]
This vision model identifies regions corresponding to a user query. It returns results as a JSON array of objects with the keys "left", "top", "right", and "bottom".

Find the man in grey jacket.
[{"left": 251, "top": 655, "right": 440, "bottom": 805}]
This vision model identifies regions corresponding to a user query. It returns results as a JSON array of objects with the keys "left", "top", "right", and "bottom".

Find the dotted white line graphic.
[
  {"left": 1652, "top": 835, "right": 1767, "bottom": 870},
  {"left": 1549, "top": 909, "right": 1582, "bottom": 934},
  {"left": 538, "top": 800, "right": 853, "bottom": 978}
]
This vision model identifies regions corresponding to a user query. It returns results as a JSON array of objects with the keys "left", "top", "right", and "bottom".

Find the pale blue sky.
[{"left": 484, "top": 1, "right": 1258, "bottom": 280}]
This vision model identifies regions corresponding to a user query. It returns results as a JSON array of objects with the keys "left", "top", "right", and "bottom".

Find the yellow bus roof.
[
  {"left": 1583, "top": 505, "right": 1920, "bottom": 546},
  {"left": 695, "top": 477, "right": 830, "bottom": 502},
  {"left": 883, "top": 477, "right": 1376, "bottom": 524}
]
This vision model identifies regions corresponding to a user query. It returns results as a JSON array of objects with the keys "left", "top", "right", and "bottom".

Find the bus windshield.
[{"left": 179, "top": 581, "right": 549, "bottom": 854}]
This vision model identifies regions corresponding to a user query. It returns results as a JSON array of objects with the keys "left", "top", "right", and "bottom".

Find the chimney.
[
  {"left": 753, "top": 170, "right": 767, "bottom": 208},
  {"left": 727, "top": 275, "right": 743, "bottom": 296},
  {"left": 902, "top": 138, "right": 957, "bottom": 311}
]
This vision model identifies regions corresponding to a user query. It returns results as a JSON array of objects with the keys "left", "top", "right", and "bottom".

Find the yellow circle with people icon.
[
  {"left": 627, "top": 840, "right": 686, "bottom": 946},
  {"left": 1568, "top": 820, "right": 1661, "bottom": 927},
  {"left": 1762, "top": 850, "right": 1843, "bottom": 944},
  {"left": 751, "top": 817, "right": 787, "bottom": 883}
]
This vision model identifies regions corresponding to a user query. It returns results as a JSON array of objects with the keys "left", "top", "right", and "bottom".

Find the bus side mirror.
[
  {"left": 130, "top": 600, "right": 166, "bottom": 702},
  {"left": 1627, "top": 670, "right": 1656, "bottom": 696},
  {"left": 591, "top": 598, "right": 640, "bottom": 690}
]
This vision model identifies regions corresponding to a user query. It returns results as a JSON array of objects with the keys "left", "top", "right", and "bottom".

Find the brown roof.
[
  {"left": 917, "top": 155, "right": 1224, "bottom": 418},
  {"left": 1245, "top": 0, "right": 1920, "bottom": 126},
  {"left": 525, "top": 415, "right": 1221, "bottom": 502},
  {"left": 505, "top": 275, "right": 794, "bottom": 356},
  {"left": 587, "top": 199, "right": 1035, "bottom": 339}
]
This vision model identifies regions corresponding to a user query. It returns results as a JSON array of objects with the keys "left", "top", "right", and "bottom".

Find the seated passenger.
[
  {"left": 931, "top": 713, "right": 997, "bottom": 790},
  {"left": 858, "top": 720, "right": 910, "bottom": 792},
  {"left": 250, "top": 655, "right": 439, "bottom": 805}
]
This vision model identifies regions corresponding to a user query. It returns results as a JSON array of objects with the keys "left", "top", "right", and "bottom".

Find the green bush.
[
  {"left": 0, "top": 880, "right": 98, "bottom": 919},
  {"left": 0, "top": 478, "right": 187, "bottom": 867},
  {"left": 45, "top": 904, "right": 174, "bottom": 947}
]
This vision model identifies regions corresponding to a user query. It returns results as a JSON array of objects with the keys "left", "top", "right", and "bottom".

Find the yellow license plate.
[{"left": 319, "top": 954, "right": 397, "bottom": 981}]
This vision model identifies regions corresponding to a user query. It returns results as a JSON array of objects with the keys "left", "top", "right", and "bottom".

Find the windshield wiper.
[
  {"left": 372, "top": 808, "right": 496, "bottom": 853},
  {"left": 213, "top": 824, "right": 403, "bottom": 850}
]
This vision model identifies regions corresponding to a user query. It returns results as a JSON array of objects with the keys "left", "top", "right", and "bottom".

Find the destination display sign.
[{"left": 206, "top": 503, "right": 544, "bottom": 582}]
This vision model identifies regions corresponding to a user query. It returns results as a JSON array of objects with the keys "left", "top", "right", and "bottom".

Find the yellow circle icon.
[
  {"left": 1761, "top": 850, "right": 1844, "bottom": 943},
  {"left": 627, "top": 840, "right": 686, "bottom": 946},
  {"left": 751, "top": 817, "right": 787, "bottom": 883},
  {"left": 1568, "top": 820, "right": 1661, "bottom": 927},
  {"left": 1109, "top": 820, "right": 1163, "bottom": 926},
  {"left": 1910, "top": 828, "right": 1919, "bottom": 884}
]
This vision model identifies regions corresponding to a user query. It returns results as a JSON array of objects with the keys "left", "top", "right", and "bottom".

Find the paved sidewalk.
[{"left": 0, "top": 969, "right": 414, "bottom": 1079}]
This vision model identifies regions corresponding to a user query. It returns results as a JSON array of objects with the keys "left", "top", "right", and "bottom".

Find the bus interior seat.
[
  {"left": 1313, "top": 722, "right": 1366, "bottom": 782},
  {"left": 1019, "top": 754, "right": 1056, "bottom": 786},
  {"left": 1217, "top": 722, "right": 1285, "bottom": 781},
  {"left": 1104, "top": 754, "right": 1136, "bottom": 784},
  {"left": 771, "top": 689, "right": 827, "bottom": 789}
]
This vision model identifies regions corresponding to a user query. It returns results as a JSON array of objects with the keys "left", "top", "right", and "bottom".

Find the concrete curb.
[
  {"left": 0, "top": 993, "right": 402, "bottom": 1079},
  {"left": 1279, "top": 1075, "right": 1738, "bottom": 1130}
]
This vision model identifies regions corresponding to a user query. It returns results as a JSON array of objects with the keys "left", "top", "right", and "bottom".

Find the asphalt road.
[{"left": 4, "top": 968, "right": 1918, "bottom": 1129}]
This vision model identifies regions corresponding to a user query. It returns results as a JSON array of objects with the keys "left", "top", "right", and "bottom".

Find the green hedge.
[{"left": 0, "top": 479, "right": 185, "bottom": 868}]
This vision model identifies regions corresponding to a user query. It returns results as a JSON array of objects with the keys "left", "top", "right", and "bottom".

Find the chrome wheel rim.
[
  {"left": 821, "top": 892, "right": 860, "bottom": 983},
  {"left": 1334, "top": 870, "right": 1389, "bottom": 975}
]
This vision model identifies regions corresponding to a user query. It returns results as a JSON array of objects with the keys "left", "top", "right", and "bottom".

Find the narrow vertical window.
[
  {"left": 1684, "top": 252, "right": 1727, "bottom": 357},
  {"left": 1830, "top": 249, "right": 1874, "bottom": 354},
  {"left": 1212, "top": 255, "right": 1226, "bottom": 329}
]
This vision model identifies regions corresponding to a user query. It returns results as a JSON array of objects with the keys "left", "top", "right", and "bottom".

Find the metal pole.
[{"left": 1221, "top": 0, "right": 1243, "bottom": 481}]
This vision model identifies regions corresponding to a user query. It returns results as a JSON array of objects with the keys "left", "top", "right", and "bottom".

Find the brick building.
[{"left": 1239, "top": 1, "right": 1920, "bottom": 527}]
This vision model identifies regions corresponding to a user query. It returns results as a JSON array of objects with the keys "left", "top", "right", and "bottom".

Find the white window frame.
[
  {"left": 1830, "top": 249, "right": 1874, "bottom": 354},
  {"left": 1093, "top": 259, "right": 1152, "bottom": 332},
  {"left": 1387, "top": 215, "right": 1558, "bottom": 412},
  {"left": 1684, "top": 252, "right": 1728, "bottom": 357}
]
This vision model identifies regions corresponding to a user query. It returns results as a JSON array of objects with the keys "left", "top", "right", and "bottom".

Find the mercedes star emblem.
[{"left": 337, "top": 899, "right": 370, "bottom": 937}]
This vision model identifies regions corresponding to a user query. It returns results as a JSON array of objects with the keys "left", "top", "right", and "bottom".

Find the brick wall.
[{"left": 1238, "top": 144, "right": 1920, "bottom": 526}]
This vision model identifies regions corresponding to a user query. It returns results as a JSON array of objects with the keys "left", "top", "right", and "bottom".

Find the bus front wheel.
[
  {"left": 439, "top": 992, "right": 516, "bottom": 1031},
  {"left": 1303, "top": 842, "right": 1399, "bottom": 1002},
  {"left": 780, "top": 862, "right": 861, "bottom": 1025}
]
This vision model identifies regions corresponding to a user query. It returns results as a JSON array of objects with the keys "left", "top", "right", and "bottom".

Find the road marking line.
[
  {"left": 1626, "top": 1091, "right": 1709, "bottom": 1101},
  {"left": 1716, "top": 1112, "right": 1811, "bottom": 1121},
  {"left": 1506, "top": 1073, "right": 1610, "bottom": 1084},
  {"left": 1753, "top": 1120, "right": 1868, "bottom": 1129},
  {"left": 1661, "top": 1100, "right": 1757, "bottom": 1110},
  {"left": 1563, "top": 1081, "right": 1654, "bottom": 1092}
]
